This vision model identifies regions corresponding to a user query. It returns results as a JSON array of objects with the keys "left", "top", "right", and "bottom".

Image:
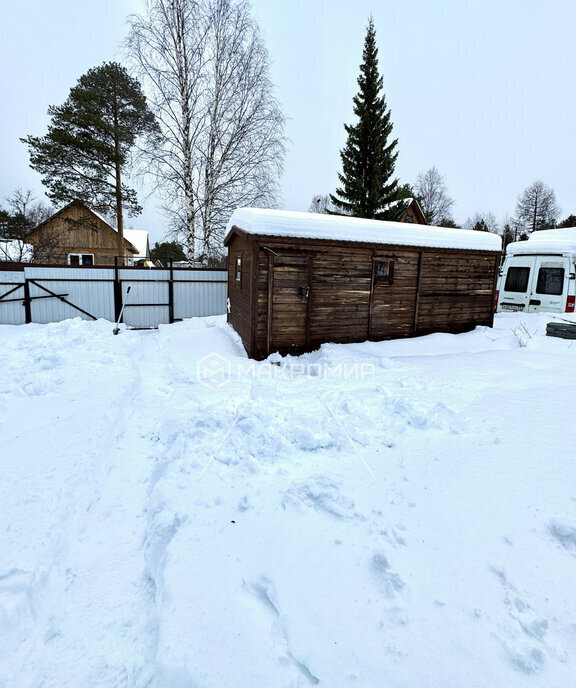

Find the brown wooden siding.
[
  {"left": 26, "top": 202, "right": 136, "bottom": 265},
  {"left": 226, "top": 229, "right": 500, "bottom": 359},
  {"left": 370, "top": 247, "right": 420, "bottom": 339},
  {"left": 415, "top": 252, "right": 496, "bottom": 333},
  {"left": 227, "top": 233, "right": 254, "bottom": 351}
]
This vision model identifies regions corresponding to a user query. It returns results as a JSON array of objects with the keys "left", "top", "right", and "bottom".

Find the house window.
[
  {"left": 235, "top": 255, "right": 242, "bottom": 282},
  {"left": 68, "top": 253, "right": 94, "bottom": 266},
  {"left": 376, "top": 260, "right": 394, "bottom": 283}
]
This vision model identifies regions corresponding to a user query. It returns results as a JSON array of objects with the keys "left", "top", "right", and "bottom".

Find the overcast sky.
[{"left": 2, "top": 0, "right": 575, "bottom": 243}]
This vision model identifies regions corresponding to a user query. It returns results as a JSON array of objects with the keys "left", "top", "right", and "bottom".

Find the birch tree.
[
  {"left": 127, "top": 0, "right": 286, "bottom": 263},
  {"left": 465, "top": 211, "right": 499, "bottom": 234},
  {"left": 414, "top": 167, "right": 454, "bottom": 226},
  {"left": 309, "top": 194, "right": 333, "bottom": 214}
]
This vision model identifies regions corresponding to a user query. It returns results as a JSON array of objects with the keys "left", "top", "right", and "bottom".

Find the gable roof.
[
  {"left": 30, "top": 200, "right": 138, "bottom": 253},
  {"left": 384, "top": 197, "right": 427, "bottom": 224},
  {"left": 225, "top": 208, "right": 502, "bottom": 252}
]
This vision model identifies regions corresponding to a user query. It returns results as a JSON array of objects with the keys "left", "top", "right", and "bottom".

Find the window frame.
[
  {"left": 68, "top": 253, "right": 94, "bottom": 266},
  {"left": 235, "top": 255, "right": 242, "bottom": 281},
  {"left": 375, "top": 259, "right": 395, "bottom": 285},
  {"left": 232, "top": 251, "right": 243, "bottom": 289}
]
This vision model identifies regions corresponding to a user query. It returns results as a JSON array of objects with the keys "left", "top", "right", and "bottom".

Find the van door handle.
[{"left": 529, "top": 299, "right": 541, "bottom": 305}]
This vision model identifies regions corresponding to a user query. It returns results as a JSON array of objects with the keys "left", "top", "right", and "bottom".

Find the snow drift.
[{"left": 0, "top": 313, "right": 575, "bottom": 687}]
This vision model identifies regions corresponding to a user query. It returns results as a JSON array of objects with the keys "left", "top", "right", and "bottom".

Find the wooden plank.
[
  {"left": 266, "top": 253, "right": 273, "bottom": 356},
  {"left": 413, "top": 251, "right": 424, "bottom": 333}
]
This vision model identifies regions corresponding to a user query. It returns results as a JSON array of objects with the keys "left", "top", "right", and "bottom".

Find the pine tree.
[
  {"left": 150, "top": 241, "right": 187, "bottom": 265},
  {"left": 22, "top": 62, "right": 158, "bottom": 261},
  {"left": 330, "top": 18, "right": 399, "bottom": 219}
]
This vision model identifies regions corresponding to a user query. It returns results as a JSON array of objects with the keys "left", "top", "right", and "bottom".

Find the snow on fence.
[{"left": 0, "top": 264, "right": 227, "bottom": 327}]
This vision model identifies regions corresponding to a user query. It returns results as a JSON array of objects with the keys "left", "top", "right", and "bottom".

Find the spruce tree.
[
  {"left": 330, "top": 19, "right": 399, "bottom": 219},
  {"left": 22, "top": 62, "right": 158, "bottom": 260}
]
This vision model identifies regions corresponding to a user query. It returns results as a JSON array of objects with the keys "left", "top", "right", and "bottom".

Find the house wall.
[
  {"left": 227, "top": 231, "right": 499, "bottom": 359},
  {"left": 26, "top": 204, "right": 134, "bottom": 265},
  {"left": 400, "top": 201, "right": 427, "bottom": 225}
]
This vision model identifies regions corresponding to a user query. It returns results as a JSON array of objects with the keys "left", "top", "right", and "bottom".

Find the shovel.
[{"left": 113, "top": 285, "right": 132, "bottom": 335}]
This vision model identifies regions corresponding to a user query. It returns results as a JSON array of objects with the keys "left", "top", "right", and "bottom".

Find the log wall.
[
  {"left": 226, "top": 230, "right": 500, "bottom": 359},
  {"left": 227, "top": 233, "right": 254, "bottom": 349}
]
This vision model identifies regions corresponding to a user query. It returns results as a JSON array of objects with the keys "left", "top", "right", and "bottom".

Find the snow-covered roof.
[
  {"left": 87, "top": 210, "right": 148, "bottom": 257},
  {"left": 123, "top": 229, "right": 149, "bottom": 259},
  {"left": 506, "top": 228, "right": 576, "bottom": 256},
  {"left": 0, "top": 240, "right": 33, "bottom": 262},
  {"left": 225, "top": 208, "right": 502, "bottom": 252},
  {"left": 384, "top": 197, "right": 416, "bottom": 210}
]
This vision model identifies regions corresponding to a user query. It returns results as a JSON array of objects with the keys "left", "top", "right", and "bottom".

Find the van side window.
[
  {"left": 536, "top": 267, "right": 564, "bottom": 295},
  {"left": 504, "top": 266, "right": 530, "bottom": 293}
]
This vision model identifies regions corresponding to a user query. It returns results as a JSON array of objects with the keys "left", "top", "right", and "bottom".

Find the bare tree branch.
[
  {"left": 126, "top": 0, "right": 286, "bottom": 263},
  {"left": 515, "top": 180, "right": 560, "bottom": 234},
  {"left": 414, "top": 167, "right": 454, "bottom": 226}
]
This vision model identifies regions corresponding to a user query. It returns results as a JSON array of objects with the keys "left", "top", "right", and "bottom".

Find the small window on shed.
[
  {"left": 376, "top": 260, "right": 394, "bottom": 284},
  {"left": 235, "top": 255, "right": 242, "bottom": 282}
]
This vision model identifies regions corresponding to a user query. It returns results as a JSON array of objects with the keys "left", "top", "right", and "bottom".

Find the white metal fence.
[{"left": 0, "top": 265, "right": 227, "bottom": 327}]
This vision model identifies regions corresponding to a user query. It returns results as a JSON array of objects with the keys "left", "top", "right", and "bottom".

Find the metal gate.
[{"left": 0, "top": 265, "right": 227, "bottom": 327}]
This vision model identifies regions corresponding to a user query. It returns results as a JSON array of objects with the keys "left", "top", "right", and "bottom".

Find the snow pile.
[
  {"left": 1, "top": 313, "right": 575, "bottom": 687},
  {"left": 507, "top": 227, "right": 576, "bottom": 255},
  {"left": 226, "top": 208, "right": 502, "bottom": 251}
]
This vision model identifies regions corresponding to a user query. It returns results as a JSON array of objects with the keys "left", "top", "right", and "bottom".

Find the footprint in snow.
[
  {"left": 489, "top": 566, "right": 565, "bottom": 674},
  {"left": 371, "top": 552, "right": 405, "bottom": 599},
  {"left": 282, "top": 474, "right": 358, "bottom": 520},
  {"left": 548, "top": 518, "right": 576, "bottom": 554}
]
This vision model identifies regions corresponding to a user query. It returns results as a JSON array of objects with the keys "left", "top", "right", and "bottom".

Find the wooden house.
[
  {"left": 224, "top": 209, "right": 502, "bottom": 360},
  {"left": 391, "top": 197, "right": 428, "bottom": 225},
  {"left": 26, "top": 201, "right": 139, "bottom": 266}
]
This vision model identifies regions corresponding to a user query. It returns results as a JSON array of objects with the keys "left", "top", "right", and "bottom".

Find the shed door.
[{"left": 268, "top": 254, "right": 311, "bottom": 353}]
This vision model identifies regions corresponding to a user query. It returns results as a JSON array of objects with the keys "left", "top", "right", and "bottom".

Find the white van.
[{"left": 496, "top": 228, "right": 576, "bottom": 313}]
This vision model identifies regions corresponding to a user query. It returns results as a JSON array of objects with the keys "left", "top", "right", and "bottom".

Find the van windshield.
[
  {"left": 536, "top": 267, "right": 564, "bottom": 295},
  {"left": 504, "top": 266, "right": 530, "bottom": 293}
]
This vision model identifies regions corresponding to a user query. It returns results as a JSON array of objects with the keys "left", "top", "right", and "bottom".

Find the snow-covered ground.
[{"left": 1, "top": 313, "right": 575, "bottom": 688}]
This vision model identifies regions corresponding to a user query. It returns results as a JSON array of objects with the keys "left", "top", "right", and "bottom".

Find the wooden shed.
[{"left": 224, "top": 209, "right": 502, "bottom": 360}]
